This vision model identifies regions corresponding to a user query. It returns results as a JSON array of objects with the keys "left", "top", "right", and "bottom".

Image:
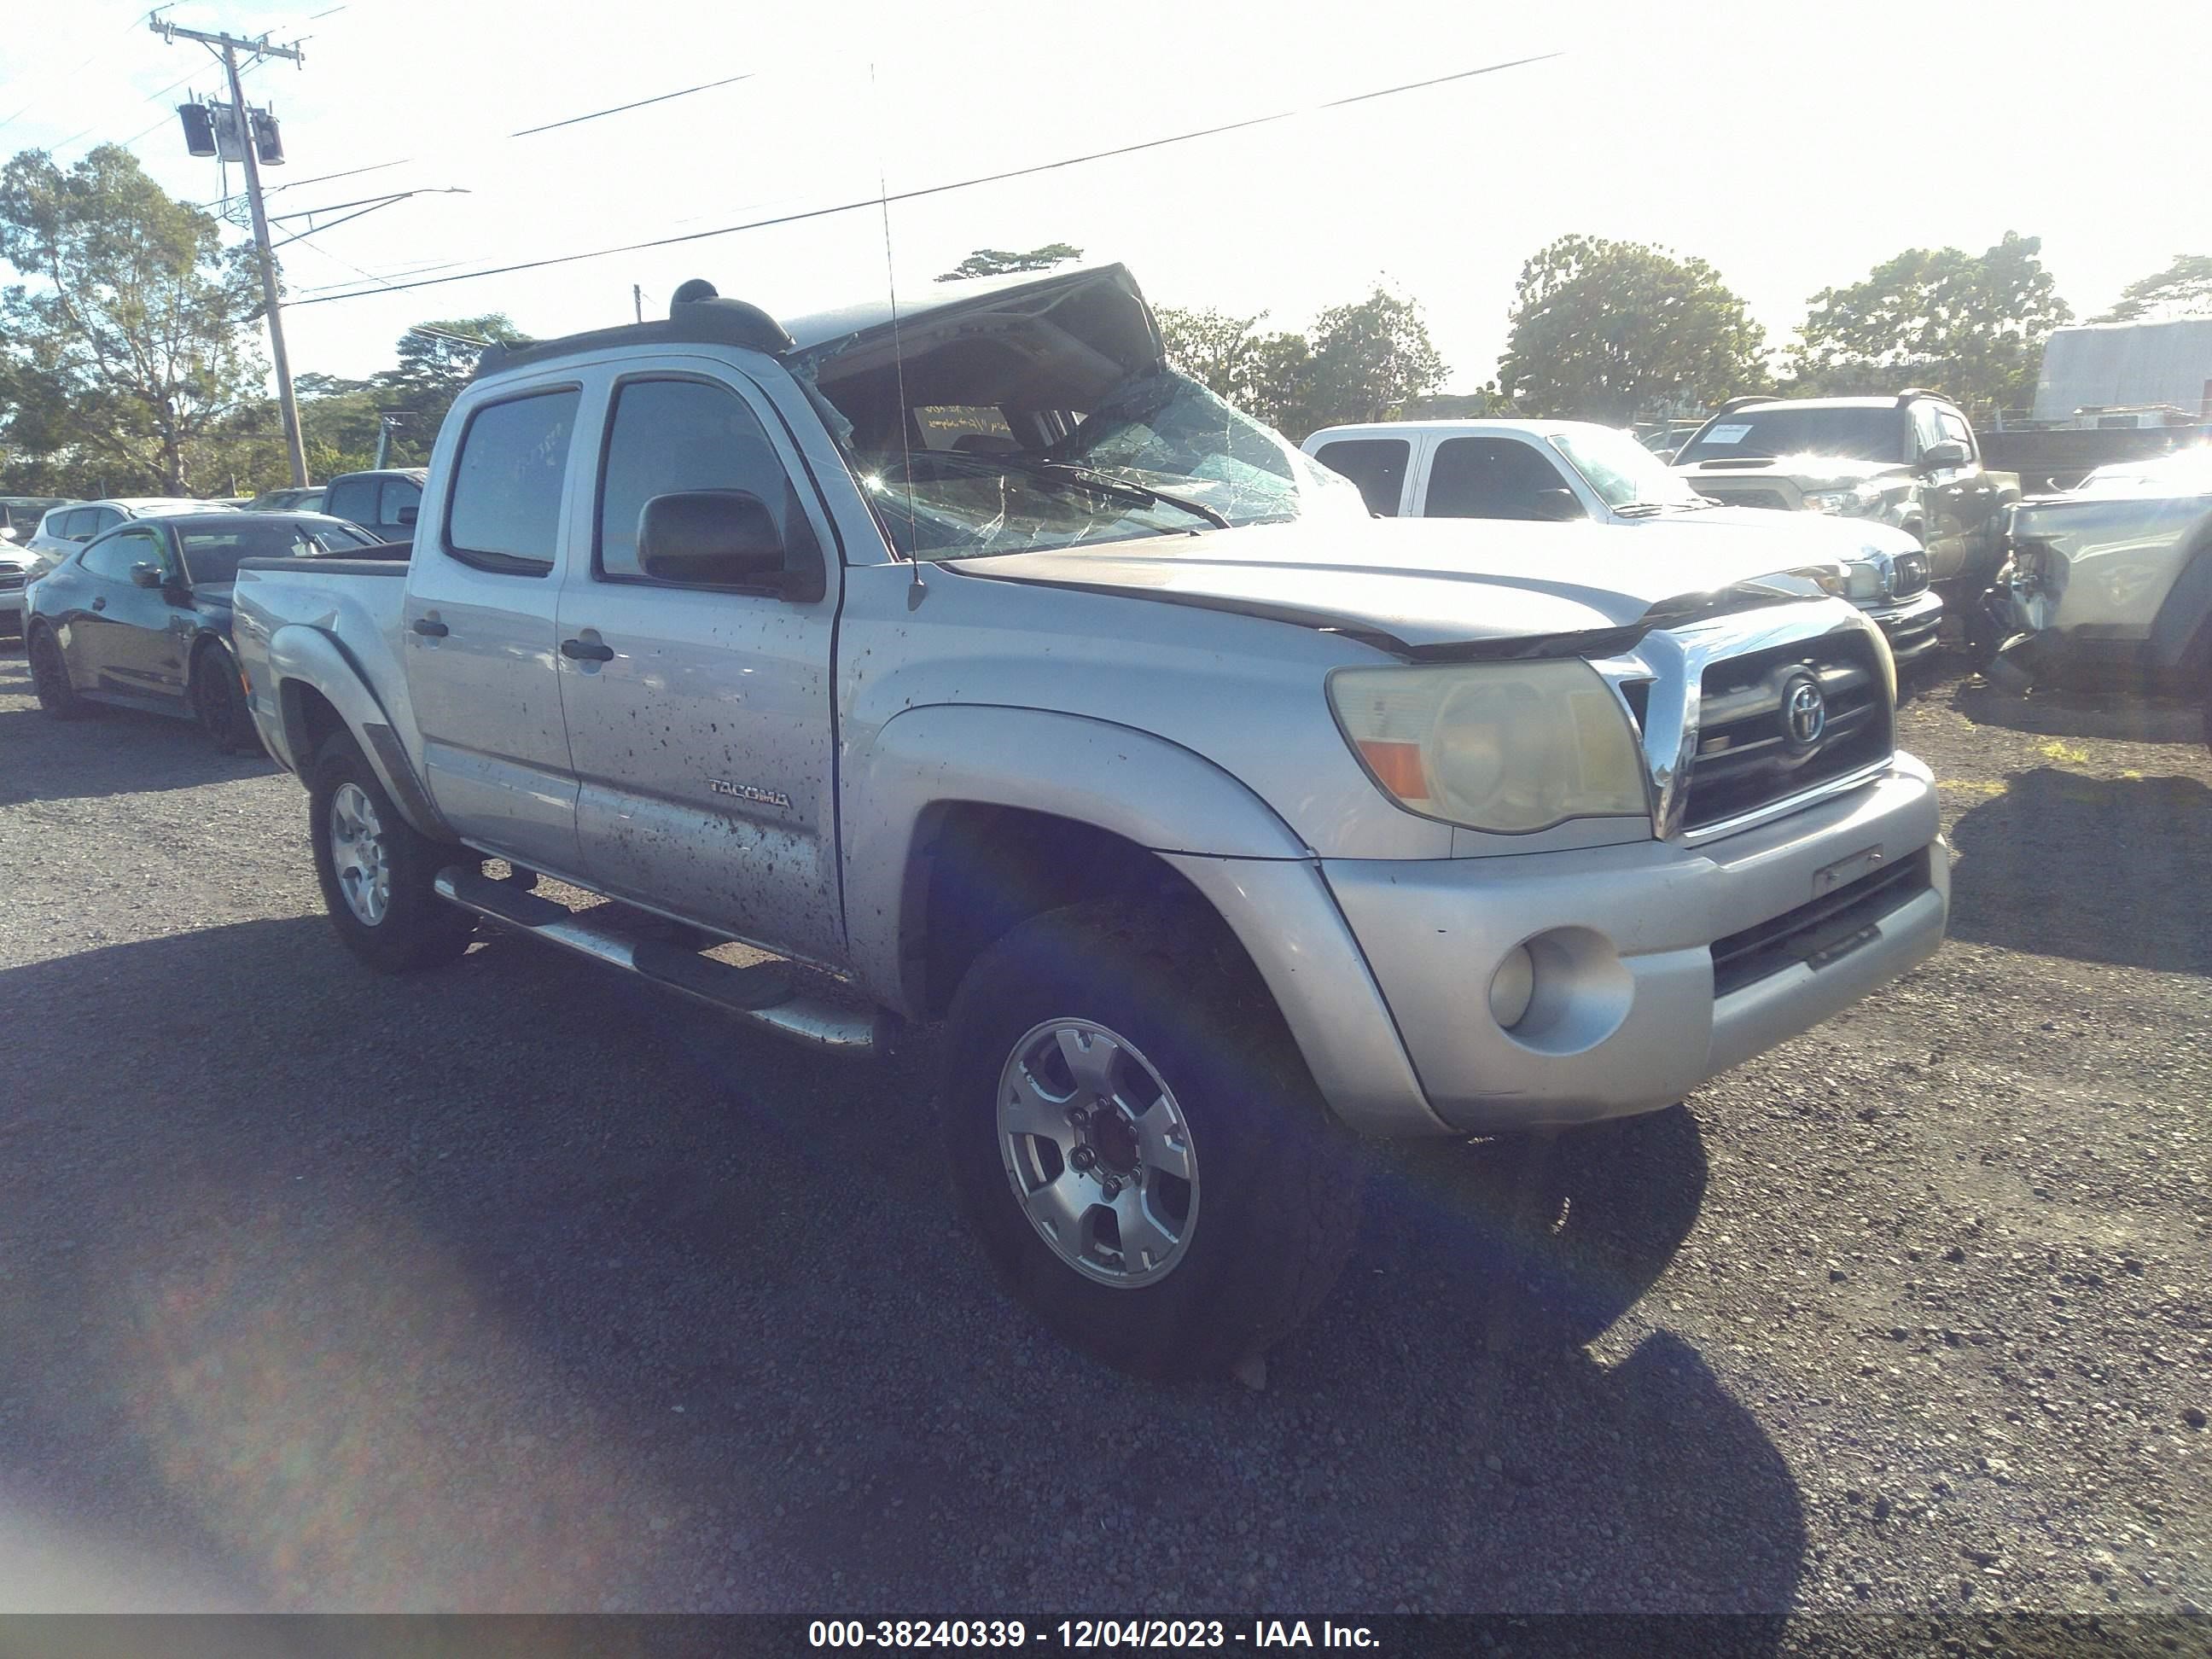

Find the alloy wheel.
[
  {"left": 329, "top": 782, "right": 392, "bottom": 926},
  {"left": 997, "top": 1018, "right": 1199, "bottom": 1288}
]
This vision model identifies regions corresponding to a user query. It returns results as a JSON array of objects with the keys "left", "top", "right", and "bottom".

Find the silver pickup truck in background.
[{"left": 230, "top": 265, "right": 1950, "bottom": 1377}]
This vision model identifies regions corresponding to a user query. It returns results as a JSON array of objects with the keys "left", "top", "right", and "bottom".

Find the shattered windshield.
[
  {"left": 839, "top": 366, "right": 1362, "bottom": 562},
  {"left": 795, "top": 277, "right": 1364, "bottom": 562}
]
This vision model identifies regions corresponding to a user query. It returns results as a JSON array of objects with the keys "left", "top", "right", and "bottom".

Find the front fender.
[
  {"left": 2148, "top": 533, "right": 2212, "bottom": 674},
  {"left": 264, "top": 622, "right": 456, "bottom": 841},
  {"left": 839, "top": 703, "right": 1444, "bottom": 1132},
  {"left": 841, "top": 702, "right": 1310, "bottom": 995}
]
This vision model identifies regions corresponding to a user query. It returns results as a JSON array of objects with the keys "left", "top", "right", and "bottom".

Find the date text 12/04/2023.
[{"left": 806, "top": 1621, "right": 1379, "bottom": 1649}]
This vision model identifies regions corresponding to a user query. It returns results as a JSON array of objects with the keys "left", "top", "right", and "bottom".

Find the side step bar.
[{"left": 434, "top": 867, "right": 888, "bottom": 1057}]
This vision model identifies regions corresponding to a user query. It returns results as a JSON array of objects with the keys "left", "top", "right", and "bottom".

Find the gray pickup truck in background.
[
  {"left": 1673, "top": 391, "right": 2021, "bottom": 597},
  {"left": 230, "top": 265, "right": 1949, "bottom": 1377}
]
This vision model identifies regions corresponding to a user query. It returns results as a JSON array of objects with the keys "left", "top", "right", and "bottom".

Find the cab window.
[
  {"left": 595, "top": 377, "right": 818, "bottom": 585},
  {"left": 1311, "top": 438, "right": 1409, "bottom": 516},
  {"left": 445, "top": 391, "right": 581, "bottom": 575},
  {"left": 1423, "top": 436, "right": 1576, "bottom": 520}
]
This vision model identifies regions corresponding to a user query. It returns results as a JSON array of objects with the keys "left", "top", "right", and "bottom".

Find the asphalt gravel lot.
[{"left": 0, "top": 637, "right": 2206, "bottom": 1633}]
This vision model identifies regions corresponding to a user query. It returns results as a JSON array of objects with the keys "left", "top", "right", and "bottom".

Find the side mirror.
[
  {"left": 1919, "top": 440, "right": 1969, "bottom": 470},
  {"left": 1530, "top": 486, "right": 1585, "bottom": 521},
  {"left": 637, "top": 489, "right": 795, "bottom": 591},
  {"left": 395, "top": 504, "right": 419, "bottom": 528},
  {"left": 130, "top": 562, "right": 165, "bottom": 589}
]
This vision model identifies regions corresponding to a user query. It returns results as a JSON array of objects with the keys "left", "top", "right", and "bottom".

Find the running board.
[{"left": 434, "top": 867, "right": 888, "bottom": 1057}]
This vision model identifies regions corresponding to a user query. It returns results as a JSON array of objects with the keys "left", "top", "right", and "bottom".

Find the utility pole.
[
  {"left": 633, "top": 283, "right": 644, "bottom": 323},
  {"left": 150, "top": 16, "right": 310, "bottom": 487}
]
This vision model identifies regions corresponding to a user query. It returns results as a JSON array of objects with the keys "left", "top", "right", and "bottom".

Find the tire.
[
  {"left": 307, "top": 731, "right": 475, "bottom": 973},
  {"left": 938, "top": 899, "right": 1363, "bottom": 1379},
  {"left": 26, "top": 624, "right": 92, "bottom": 720},
  {"left": 190, "top": 638, "right": 259, "bottom": 754}
]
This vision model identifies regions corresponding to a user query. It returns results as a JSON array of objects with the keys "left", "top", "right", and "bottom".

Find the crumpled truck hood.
[{"left": 950, "top": 517, "right": 1831, "bottom": 657}]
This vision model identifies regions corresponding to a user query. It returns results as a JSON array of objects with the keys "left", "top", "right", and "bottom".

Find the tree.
[
  {"left": 0, "top": 144, "right": 265, "bottom": 495},
  {"left": 1244, "top": 330, "right": 1318, "bottom": 438},
  {"left": 1157, "top": 305, "right": 1266, "bottom": 405},
  {"left": 1303, "top": 287, "right": 1447, "bottom": 432},
  {"left": 367, "top": 315, "right": 528, "bottom": 464},
  {"left": 2094, "top": 254, "right": 2212, "bottom": 323},
  {"left": 1787, "top": 230, "right": 2072, "bottom": 411},
  {"left": 934, "top": 242, "right": 1083, "bottom": 282},
  {"left": 1498, "top": 234, "right": 1765, "bottom": 423}
]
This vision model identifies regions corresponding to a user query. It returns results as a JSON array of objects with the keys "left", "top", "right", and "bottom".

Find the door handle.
[
  {"left": 90, "top": 597, "right": 106, "bottom": 611},
  {"left": 560, "top": 637, "right": 614, "bottom": 662},
  {"left": 410, "top": 618, "right": 448, "bottom": 637}
]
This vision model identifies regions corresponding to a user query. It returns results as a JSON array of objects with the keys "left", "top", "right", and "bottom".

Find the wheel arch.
[
  {"left": 266, "top": 622, "right": 457, "bottom": 841},
  {"left": 2146, "top": 527, "right": 2212, "bottom": 675},
  {"left": 183, "top": 625, "right": 233, "bottom": 690},
  {"left": 899, "top": 800, "right": 1221, "bottom": 1022},
  {"left": 843, "top": 704, "right": 1311, "bottom": 1019}
]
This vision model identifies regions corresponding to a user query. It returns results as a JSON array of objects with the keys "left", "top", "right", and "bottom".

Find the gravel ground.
[{"left": 0, "top": 639, "right": 2205, "bottom": 1630}]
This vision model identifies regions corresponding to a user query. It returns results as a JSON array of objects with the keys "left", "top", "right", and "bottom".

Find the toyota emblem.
[{"left": 1783, "top": 674, "right": 1826, "bottom": 751}]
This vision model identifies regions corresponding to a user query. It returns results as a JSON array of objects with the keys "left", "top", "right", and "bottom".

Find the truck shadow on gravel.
[
  {"left": 0, "top": 918, "right": 1800, "bottom": 1621},
  {"left": 1947, "top": 678, "right": 2206, "bottom": 747},
  {"left": 1947, "top": 766, "right": 2212, "bottom": 974}
]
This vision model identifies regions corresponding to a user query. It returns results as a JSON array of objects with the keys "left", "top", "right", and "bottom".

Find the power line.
[
  {"left": 0, "top": 8, "right": 156, "bottom": 132},
  {"left": 296, "top": 50, "right": 1561, "bottom": 310},
  {"left": 509, "top": 71, "right": 755, "bottom": 138}
]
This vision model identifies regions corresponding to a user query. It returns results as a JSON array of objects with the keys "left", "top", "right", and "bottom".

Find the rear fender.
[{"left": 265, "top": 622, "right": 457, "bottom": 841}]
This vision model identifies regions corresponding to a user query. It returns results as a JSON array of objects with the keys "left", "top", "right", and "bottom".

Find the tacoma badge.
[{"left": 709, "top": 778, "right": 793, "bottom": 809}]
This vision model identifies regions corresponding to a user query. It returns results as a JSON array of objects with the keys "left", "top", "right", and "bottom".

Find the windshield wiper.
[
  {"left": 1010, "top": 457, "right": 1232, "bottom": 530},
  {"left": 1614, "top": 498, "right": 1715, "bottom": 517}
]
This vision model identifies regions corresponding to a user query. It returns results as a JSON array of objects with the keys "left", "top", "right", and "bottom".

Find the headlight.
[
  {"left": 1328, "top": 660, "right": 1650, "bottom": 833},
  {"left": 1842, "top": 558, "right": 1888, "bottom": 602},
  {"left": 1804, "top": 483, "right": 1883, "bottom": 516}
]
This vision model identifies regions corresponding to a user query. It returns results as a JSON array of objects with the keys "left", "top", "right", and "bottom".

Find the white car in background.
[{"left": 1303, "top": 419, "right": 1946, "bottom": 666}]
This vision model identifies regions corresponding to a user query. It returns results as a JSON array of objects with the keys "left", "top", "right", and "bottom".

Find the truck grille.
[
  {"left": 1889, "top": 550, "right": 1930, "bottom": 597},
  {"left": 1693, "top": 485, "right": 1791, "bottom": 512},
  {"left": 0, "top": 571, "right": 23, "bottom": 594},
  {"left": 1680, "top": 631, "right": 1892, "bottom": 833},
  {"left": 1710, "top": 847, "right": 1932, "bottom": 998}
]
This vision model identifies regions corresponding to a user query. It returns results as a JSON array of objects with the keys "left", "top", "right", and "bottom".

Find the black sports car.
[{"left": 23, "top": 511, "right": 381, "bottom": 750}]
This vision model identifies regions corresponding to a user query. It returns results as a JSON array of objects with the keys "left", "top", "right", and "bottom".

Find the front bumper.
[
  {"left": 1862, "top": 588, "right": 1944, "bottom": 664},
  {"left": 1321, "top": 759, "right": 1948, "bottom": 1133}
]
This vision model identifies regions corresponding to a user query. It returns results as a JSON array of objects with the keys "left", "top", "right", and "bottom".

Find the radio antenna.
[{"left": 868, "top": 61, "right": 925, "bottom": 611}]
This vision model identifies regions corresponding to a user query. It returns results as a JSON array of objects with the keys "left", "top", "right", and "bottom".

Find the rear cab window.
[
  {"left": 1311, "top": 438, "right": 1409, "bottom": 516},
  {"left": 443, "top": 389, "right": 582, "bottom": 576}
]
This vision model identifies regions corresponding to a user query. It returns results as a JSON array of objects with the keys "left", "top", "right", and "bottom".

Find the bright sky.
[{"left": 2, "top": 0, "right": 2206, "bottom": 393}]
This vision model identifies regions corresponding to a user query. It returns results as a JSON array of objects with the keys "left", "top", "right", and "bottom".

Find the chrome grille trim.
[{"left": 1588, "top": 600, "right": 1897, "bottom": 845}]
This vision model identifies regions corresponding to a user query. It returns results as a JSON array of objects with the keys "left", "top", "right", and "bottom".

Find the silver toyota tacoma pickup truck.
[{"left": 231, "top": 265, "right": 1949, "bottom": 1377}]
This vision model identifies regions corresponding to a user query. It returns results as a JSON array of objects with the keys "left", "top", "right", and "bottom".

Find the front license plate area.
[{"left": 1813, "top": 843, "right": 1885, "bottom": 897}]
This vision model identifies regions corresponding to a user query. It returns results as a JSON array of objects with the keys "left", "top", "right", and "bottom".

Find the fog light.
[{"left": 1488, "top": 944, "right": 1535, "bottom": 1029}]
